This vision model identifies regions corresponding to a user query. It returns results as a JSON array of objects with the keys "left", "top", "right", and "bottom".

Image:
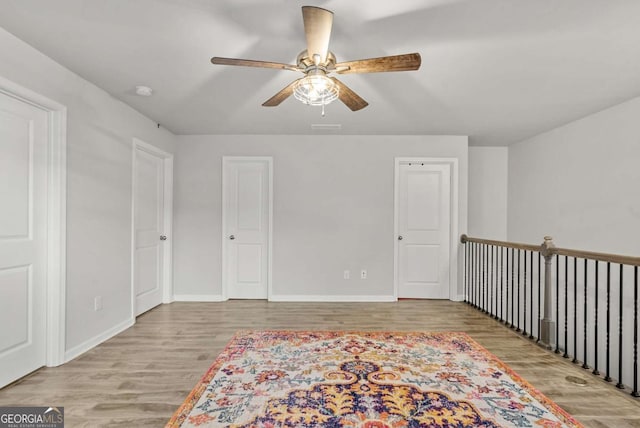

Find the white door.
[
  {"left": 0, "top": 92, "right": 48, "bottom": 387},
  {"left": 396, "top": 162, "right": 451, "bottom": 298},
  {"left": 223, "top": 158, "right": 271, "bottom": 299},
  {"left": 133, "top": 145, "right": 166, "bottom": 315}
]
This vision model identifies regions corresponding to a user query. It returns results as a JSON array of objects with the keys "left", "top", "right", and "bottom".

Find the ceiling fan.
[{"left": 211, "top": 6, "right": 421, "bottom": 114}]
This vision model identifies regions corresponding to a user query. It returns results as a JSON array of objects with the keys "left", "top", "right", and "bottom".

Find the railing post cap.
[{"left": 541, "top": 236, "right": 556, "bottom": 257}]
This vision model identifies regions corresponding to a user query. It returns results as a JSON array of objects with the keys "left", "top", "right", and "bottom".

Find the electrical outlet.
[
  {"left": 343, "top": 270, "right": 350, "bottom": 280},
  {"left": 360, "top": 269, "right": 367, "bottom": 279},
  {"left": 94, "top": 296, "right": 103, "bottom": 311}
]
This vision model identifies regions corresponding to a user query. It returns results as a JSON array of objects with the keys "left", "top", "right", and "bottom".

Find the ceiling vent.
[{"left": 311, "top": 123, "right": 342, "bottom": 132}]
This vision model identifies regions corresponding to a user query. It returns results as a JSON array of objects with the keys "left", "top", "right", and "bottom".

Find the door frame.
[
  {"left": 393, "top": 157, "right": 459, "bottom": 301},
  {"left": 0, "top": 76, "right": 67, "bottom": 367},
  {"left": 131, "top": 138, "right": 174, "bottom": 317},
  {"left": 221, "top": 156, "right": 273, "bottom": 300}
]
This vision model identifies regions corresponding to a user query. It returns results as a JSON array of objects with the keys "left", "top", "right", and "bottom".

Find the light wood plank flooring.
[{"left": 1, "top": 300, "right": 639, "bottom": 427}]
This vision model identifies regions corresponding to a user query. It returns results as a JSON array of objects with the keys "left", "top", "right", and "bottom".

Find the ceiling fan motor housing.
[{"left": 297, "top": 50, "right": 336, "bottom": 72}]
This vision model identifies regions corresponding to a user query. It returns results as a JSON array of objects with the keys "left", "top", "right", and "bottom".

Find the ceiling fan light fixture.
[{"left": 293, "top": 73, "right": 339, "bottom": 108}]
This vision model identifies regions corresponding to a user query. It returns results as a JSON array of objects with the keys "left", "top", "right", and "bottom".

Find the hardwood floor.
[{"left": 1, "top": 300, "right": 639, "bottom": 427}]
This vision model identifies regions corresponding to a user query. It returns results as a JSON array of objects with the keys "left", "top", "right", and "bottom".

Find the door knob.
[
  {"left": 160, "top": 235, "right": 167, "bottom": 241},
  {"left": 229, "top": 235, "right": 235, "bottom": 240},
  {"left": 398, "top": 235, "right": 403, "bottom": 240}
]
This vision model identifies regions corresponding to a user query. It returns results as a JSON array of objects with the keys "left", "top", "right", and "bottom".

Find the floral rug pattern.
[{"left": 167, "top": 331, "right": 582, "bottom": 427}]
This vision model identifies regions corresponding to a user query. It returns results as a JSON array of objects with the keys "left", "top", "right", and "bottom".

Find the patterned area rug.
[{"left": 167, "top": 331, "right": 582, "bottom": 427}]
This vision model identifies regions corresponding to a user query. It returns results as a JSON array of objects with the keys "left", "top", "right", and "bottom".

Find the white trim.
[
  {"left": 173, "top": 294, "right": 227, "bottom": 302},
  {"left": 130, "top": 145, "right": 136, "bottom": 317},
  {"left": 0, "top": 76, "right": 67, "bottom": 367},
  {"left": 64, "top": 317, "right": 134, "bottom": 362},
  {"left": 162, "top": 155, "right": 174, "bottom": 304},
  {"left": 269, "top": 295, "right": 397, "bottom": 302},
  {"left": 131, "top": 138, "right": 174, "bottom": 317},
  {"left": 268, "top": 159, "right": 274, "bottom": 300},
  {"left": 222, "top": 156, "right": 273, "bottom": 300},
  {"left": 221, "top": 159, "right": 228, "bottom": 301},
  {"left": 46, "top": 104, "right": 67, "bottom": 367},
  {"left": 393, "top": 157, "right": 460, "bottom": 301}
]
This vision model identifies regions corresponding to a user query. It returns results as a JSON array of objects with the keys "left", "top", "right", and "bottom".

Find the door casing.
[
  {"left": 393, "top": 157, "right": 459, "bottom": 300},
  {"left": 131, "top": 138, "right": 174, "bottom": 317},
  {"left": 0, "top": 76, "right": 67, "bottom": 368},
  {"left": 221, "top": 156, "right": 273, "bottom": 300}
]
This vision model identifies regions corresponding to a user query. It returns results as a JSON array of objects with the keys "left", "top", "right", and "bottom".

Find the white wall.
[
  {"left": 468, "top": 147, "right": 508, "bottom": 240},
  {"left": 174, "top": 135, "right": 468, "bottom": 300},
  {"left": 0, "top": 27, "right": 176, "bottom": 357},
  {"left": 508, "top": 95, "right": 640, "bottom": 255}
]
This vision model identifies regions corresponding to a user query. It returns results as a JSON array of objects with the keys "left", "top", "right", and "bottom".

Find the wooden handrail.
[
  {"left": 460, "top": 234, "right": 540, "bottom": 252},
  {"left": 552, "top": 247, "right": 640, "bottom": 266},
  {"left": 460, "top": 234, "right": 640, "bottom": 266}
]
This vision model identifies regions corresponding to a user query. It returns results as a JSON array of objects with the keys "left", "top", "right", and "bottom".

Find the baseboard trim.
[
  {"left": 453, "top": 294, "right": 466, "bottom": 302},
  {"left": 173, "top": 294, "right": 226, "bottom": 302},
  {"left": 64, "top": 317, "right": 134, "bottom": 363},
  {"left": 269, "top": 295, "right": 397, "bottom": 302}
]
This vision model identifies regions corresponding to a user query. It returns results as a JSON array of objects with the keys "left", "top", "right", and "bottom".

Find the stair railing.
[{"left": 460, "top": 234, "right": 640, "bottom": 397}]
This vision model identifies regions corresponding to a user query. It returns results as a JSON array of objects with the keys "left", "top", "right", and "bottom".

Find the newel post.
[{"left": 540, "top": 236, "right": 556, "bottom": 349}]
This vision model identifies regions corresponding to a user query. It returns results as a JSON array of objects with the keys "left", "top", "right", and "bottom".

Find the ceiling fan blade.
[
  {"left": 330, "top": 77, "right": 368, "bottom": 111},
  {"left": 262, "top": 79, "right": 300, "bottom": 107},
  {"left": 335, "top": 53, "right": 421, "bottom": 74},
  {"left": 302, "top": 6, "right": 333, "bottom": 64},
  {"left": 211, "top": 57, "right": 298, "bottom": 71}
]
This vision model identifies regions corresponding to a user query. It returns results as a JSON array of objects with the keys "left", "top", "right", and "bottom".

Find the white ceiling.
[{"left": 1, "top": 0, "right": 639, "bottom": 145}]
